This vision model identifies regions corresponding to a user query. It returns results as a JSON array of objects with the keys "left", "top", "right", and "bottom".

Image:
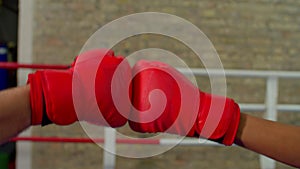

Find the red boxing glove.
[
  {"left": 129, "top": 60, "right": 240, "bottom": 146},
  {"left": 28, "top": 49, "right": 132, "bottom": 127}
]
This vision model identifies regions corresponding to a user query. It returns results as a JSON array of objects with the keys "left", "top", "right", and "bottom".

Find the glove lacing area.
[{"left": 195, "top": 92, "right": 240, "bottom": 146}]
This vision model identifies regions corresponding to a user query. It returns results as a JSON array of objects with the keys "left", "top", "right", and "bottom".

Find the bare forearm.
[
  {"left": 234, "top": 113, "right": 300, "bottom": 167},
  {"left": 0, "top": 85, "right": 31, "bottom": 144}
]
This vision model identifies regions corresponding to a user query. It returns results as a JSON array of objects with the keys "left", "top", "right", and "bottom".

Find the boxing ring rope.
[
  {"left": 10, "top": 136, "right": 221, "bottom": 146},
  {"left": 2, "top": 61, "right": 300, "bottom": 169},
  {"left": 11, "top": 137, "right": 158, "bottom": 145},
  {"left": 0, "top": 62, "right": 69, "bottom": 70}
]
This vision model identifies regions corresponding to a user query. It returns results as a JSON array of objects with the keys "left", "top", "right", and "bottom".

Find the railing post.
[
  {"left": 103, "top": 128, "right": 116, "bottom": 169},
  {"left": 260, "top": 77, "right": 278, "bottom": 169},
  {"left": 16, "top": 0, "right": 35, "bottom": 169}
]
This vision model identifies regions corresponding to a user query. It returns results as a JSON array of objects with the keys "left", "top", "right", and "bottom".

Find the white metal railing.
[{"left": 103, "top": 69, "right": 300, "bottom": 169}]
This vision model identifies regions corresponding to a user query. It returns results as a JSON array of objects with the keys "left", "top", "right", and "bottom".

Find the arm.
[
  {"left": 0, "top": 49, "right": 130, "bottom": 144},
  {"left": 0, "top": 85, "right": 31, "bottom": 144},
  {"left": 128, "top": 60, "right": 300, "bottom": 167},
  {"left": 234, "top": 113, "right": 300, "bottom": 168}
]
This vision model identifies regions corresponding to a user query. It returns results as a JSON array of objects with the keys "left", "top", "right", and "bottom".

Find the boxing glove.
[
  {"left": 129, "top": 60, "right": 240, "bottom": 145},
  {"left": 28, "top": 49, "right": 132, "bottom": 127}
]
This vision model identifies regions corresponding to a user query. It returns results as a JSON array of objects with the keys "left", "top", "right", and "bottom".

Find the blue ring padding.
[{"left": 0, "top": 43, "right": 8, "bottom": 90}]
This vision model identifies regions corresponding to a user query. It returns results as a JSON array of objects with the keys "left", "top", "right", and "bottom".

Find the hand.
[
  {"left": 28, "top": 49, "right": 132, "bottom": 127},
  {"left": 129, "top": 60, "right": 240, "bottom": 145}
]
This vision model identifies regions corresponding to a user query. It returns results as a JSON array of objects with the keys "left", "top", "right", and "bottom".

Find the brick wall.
[{"left": 31, "top": 0, "right": 300, "bottom": 168}]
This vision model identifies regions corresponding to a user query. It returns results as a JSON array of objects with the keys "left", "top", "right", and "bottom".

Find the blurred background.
[{"left": 1, "top": 0, "right": 300, "bottom": 168}]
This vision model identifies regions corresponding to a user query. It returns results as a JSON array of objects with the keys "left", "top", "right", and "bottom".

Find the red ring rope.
[
  {"left": 10, "top": 137, "right": 160, "bottom": 145},
  {"left": 0, "top": 62, "right": 69, "bottom": 69}
]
